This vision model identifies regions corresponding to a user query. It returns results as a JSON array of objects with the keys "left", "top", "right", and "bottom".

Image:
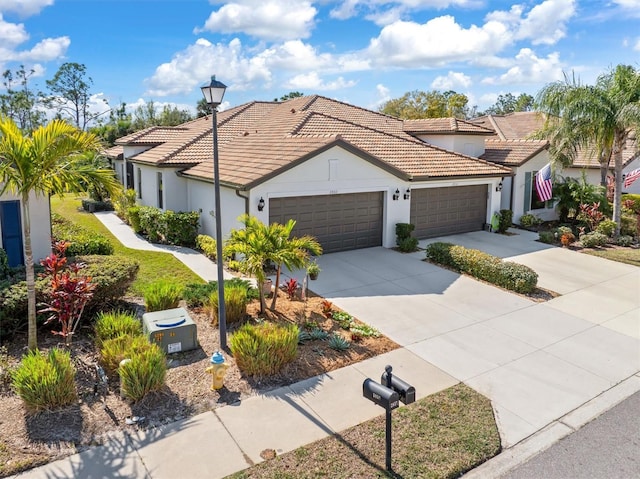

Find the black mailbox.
[
  {"left": 363, "top": 379, "right": 400, "bottom": 411},
  {"left": 381, "top": 371, "right": 415, "bottom": 405}
]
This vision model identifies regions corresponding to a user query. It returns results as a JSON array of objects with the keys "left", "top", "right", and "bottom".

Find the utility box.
[{"left": 142, "top": 307, "right": 197, "bottom": 354}]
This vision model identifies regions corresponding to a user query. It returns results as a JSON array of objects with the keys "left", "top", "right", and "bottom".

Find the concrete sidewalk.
[{"left": 12, "top": 222, "right": 640, "bottom": 478}]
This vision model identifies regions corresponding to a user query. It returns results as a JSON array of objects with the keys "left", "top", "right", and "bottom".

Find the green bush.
[
  {"left": 579, "top": 232, "right": 608, "bottom": 248},
  {"left": 331, "top": 311, "right": 354, "bottom": 330},
  {"left": 209, "top": 283, "right": 248, "bottom": 325},
  {"left": 230, "top": 322, "right": 299, "bottom": 376},
  {"left": 519, "top": 214, "right": 543, "bottom": 228},
  {"left": 426, "top": 242, "right": 538, "bottom": 294},
  {"left": 113, "top": 188, "right": 137, "bottom": 222},
  {"left": 100, "top": 334, "right": 150, "bottom": 377},
  {"left": 81, "top": 198, "right": 113, "bottom": 212},
  {"left": 127, "top": 206, "right": 142, "bottom": 233},
  {"left": 0, "top": 255, "right": 138, "bottom": 336},
  {"left": 395, "top": 223, "right": 415, "bottom": 242},
  {"left": 94, "top": 311, "right": 142, "bottom": 347},
  {"left": 556, "top": 226, "right": 574, "bottom": 236},
  {"left": 397, "top": 236, "right": 419, "bottom": 253},
  {"left": 622, "top": 194, "right": 640, "bottom": 213},
  {"left": 538, "top": 231, "right": 555, "bottom": 244},
  {"left": 52, "top": 213, "right": 114, "bottom": 256},
  {"left": 144, "top": 279, "right": 183, "bottom": 312},
  {"left": 616, "top": 235, "right": 634, "bottom": 247},
  {"left": 162, "top": 210, "right": 200, "bottom": 247},
  {"left": 196, "top": 234, "right": 217, "bottom": 261},
  {"left": 0, "top": 248, "right": 9, "bottom": 279},
  {"left": 12, "top": 348, "right": 77, "bottom": 412},
  {"left": 138, "top": 206, "right": 162, "bottom": 242},
  {"left": 596, "top": 219, "right": 617, "bottom": 238},
  {"left": 498, "top": 209, "right": 513, "bottom": 233},
  {"left": 621, "top": 214, "right": 638, "bottom": 237},
  {"left": 118, "top": 343, "right": 166, "bottom": 402}
]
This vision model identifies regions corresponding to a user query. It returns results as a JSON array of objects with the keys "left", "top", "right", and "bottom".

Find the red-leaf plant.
[
  {"left": 578, "top": 202, "right": 605, "bottom": 232},
  {"left": 39, "top": 241, "right": 96, "bottom": 347},
  {"left": 283, "top": 278, "right": 298, "bottom": 300}
]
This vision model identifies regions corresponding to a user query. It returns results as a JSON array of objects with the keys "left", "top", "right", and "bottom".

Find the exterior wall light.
[
  {"left": 496, "top": 181, "right": 503, "bottom": 192},
  {"left": 404, "top": 188, "right": 411, "bottom": 200},
  {"left": 257, "top": 197, "right": 265, "bottom": 211},
  {"left": 392, "top": 188, "right": 400, "bottom": 201}
]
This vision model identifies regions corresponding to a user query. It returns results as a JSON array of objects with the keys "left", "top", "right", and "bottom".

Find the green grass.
[
  {"left": 226, "top": 383, "right": 501, "bottom": 479},
  {"left": 583, "top": 247, "right": 640, "bottom": 267},
  {"left": 50, "top": 196, "right": 204, "bottom": 295}
]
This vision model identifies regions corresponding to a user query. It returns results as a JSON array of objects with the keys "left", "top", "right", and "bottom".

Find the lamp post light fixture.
[{"left": 201, "top": 75, "right": 228, "bottom": 350}]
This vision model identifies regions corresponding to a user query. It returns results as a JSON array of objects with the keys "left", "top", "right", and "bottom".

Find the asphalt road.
[{"left": 502, "top": 390, "right": 640, "bottom": 479}]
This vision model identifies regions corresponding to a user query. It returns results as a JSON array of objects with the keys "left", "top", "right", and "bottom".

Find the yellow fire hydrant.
[{"left": 205, "top": 351, "right": 229, "bottom": 390}]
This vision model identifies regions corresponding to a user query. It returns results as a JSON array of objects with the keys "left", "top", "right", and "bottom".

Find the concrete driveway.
[{"left": 305, "top": 229, "right": 640, "bottom": 447}]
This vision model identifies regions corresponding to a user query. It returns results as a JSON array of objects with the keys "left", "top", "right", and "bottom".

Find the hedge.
[
  {"left": 52, "top": 213, "right": 114, "bottom": 256},
  {"left": 137, "top": 206, "right": 200, "bottom": 247},
  {"left": 425, "top": 242, "right": 538, "bottom": 294}
]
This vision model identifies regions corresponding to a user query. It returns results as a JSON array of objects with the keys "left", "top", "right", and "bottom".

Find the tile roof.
[
  {"left": 403, "top": 117, "right": 495, "bottom": 135},
  {"left": 118, "top": 94, "right": 510, "bottom": 187},
  {"left": 103, "top": 145, "right": 123, "bottom": 159},
  {"left": 472, "top": 112, "right": 546, "bottom": 140},
  {"left": 481, "top": 139, "right": 548, "bottom": 166}
]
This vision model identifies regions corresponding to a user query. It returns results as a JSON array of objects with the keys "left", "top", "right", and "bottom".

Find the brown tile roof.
[
  {"left": 115, "top": 126, "right": 191, "bottom": 146},
  {"left": 481, "top": 139, "right": 548, "bottom": 166},
  {"left": 472, "top": 112, "right": 546, "bottom": 140},
  {"left": 571, "top": 138, "right": 639, "bottom": 169},
  {"left": 103, "top": 145, "right": 123, "bottom": 159},
  {"left": 119, "top": 95, "right": 510, "bottom": 187},
  {"left": 403, "top": 118, "right": 494, "bottom": 135}
]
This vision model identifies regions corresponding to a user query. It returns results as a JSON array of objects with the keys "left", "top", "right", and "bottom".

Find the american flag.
[
  {"left": 624, "top": 168, "right": 640, "bottom": 188},
  {"left": 535, "top": 163, "right": 553, "bottom": 202}
]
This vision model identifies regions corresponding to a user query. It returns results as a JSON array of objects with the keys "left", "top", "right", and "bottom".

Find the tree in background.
[
  {"left": 378, "top": 90, "right": 470, "bottom": 119},
  {"left": 0, "top": 118, "right": 120, "bottom": 350},
  {"left": 275, "top": 92, "right": 304, "bottom": 102},
  {"left": 536, "top": 65, "right": 640, "bottom": 234},
  {"left": 131, "top": 101, "right": 192, "bottom": 130},
  {"left": 481, "top": 93, "right": 534, "bottom": 115},
  {"left": 44, "top": 62, "right": 108, "bottom": 131},
  {"left": 0, "top": 66, "right": 46, "bottom": 133}
]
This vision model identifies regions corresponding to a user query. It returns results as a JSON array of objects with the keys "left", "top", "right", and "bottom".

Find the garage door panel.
[
  {"left": 270, "top": 192, "right": 383, "bottom": 253},
  {"left": 410, "top": 185, "right": 487, "bottom": 239}
]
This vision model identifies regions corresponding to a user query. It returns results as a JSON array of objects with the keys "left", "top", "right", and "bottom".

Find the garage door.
[
  {"left": 410, "top": 185, "right": 487, "bottom": 238},
  {"left": 269, "top": 192, "right": 383, "bottom": 253}
]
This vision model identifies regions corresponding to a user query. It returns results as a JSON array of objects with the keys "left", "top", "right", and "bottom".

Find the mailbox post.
[{"left": 362, "top": 364, "right": 415, "bottom": 472}]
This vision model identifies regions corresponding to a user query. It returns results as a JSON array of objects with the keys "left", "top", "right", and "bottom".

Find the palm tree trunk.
[
  {"left": 613, "top": 135, "right": 624, "bottom": 236},
  {"left": 21, "top": 193, "right": 38, "bottom": 351},
  {"left": 270, "top": 266, "right": 281, "bottom": 311}
]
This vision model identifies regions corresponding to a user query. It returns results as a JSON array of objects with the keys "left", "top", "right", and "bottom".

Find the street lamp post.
[{"left": 201, "top": 75, "right": 228, "bottom": 350}]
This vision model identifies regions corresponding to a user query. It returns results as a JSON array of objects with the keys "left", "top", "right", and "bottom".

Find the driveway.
[{"left": 305, "top": 229, "right": 640, "bottom": 447}]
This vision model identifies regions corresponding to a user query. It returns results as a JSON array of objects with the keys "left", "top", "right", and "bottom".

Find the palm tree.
[
  {"left": 536, "top": 65, "right": 640, "bottom": 234},
  {"left": 0, "top": 118, "right": 119, "bottom": 350},
  {"left": 267, "top": 219, "right": 322, "bottom": 311},
  {"left": 224, "top": 215, "right": 322, "bottom": 314}
]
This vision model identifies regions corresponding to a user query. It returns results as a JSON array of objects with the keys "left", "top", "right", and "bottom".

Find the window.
[
  {"left": 524, "top": 171, "right": 552, "bottom": 212},
  {"left": 137, "top": 168, "right": 142, "bottom": 199},
  {"left": 157, "top": 172, "right": 163, "bottom": 209}
]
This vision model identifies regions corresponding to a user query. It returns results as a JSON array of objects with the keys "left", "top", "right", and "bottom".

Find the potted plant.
[{"left": 307, "top": 261, "right": 321, "bottom": 280}]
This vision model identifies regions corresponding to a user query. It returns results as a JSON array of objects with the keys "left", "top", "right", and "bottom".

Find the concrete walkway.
[{"left": 12, "top": 222, "right": 640, "bottom": 478}]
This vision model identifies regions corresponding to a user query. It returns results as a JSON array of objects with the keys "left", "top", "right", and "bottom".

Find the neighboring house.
[
  {"left": 473, "top": 112, "right": 640, "bottom": 221},
  {"left": 107, "top": 95, "right": 510, "bottom": 253},
  {"left": 0, "top": 189, "right": 52, "bottom": 267}
]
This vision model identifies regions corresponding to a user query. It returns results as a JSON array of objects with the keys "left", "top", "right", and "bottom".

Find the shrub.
[
  {"left": 396, "top": 223, "right": 419, "bottom": 252},
  {"left": 0, "top": 346, "right": 13, "bottom": 388},
  {"left": 596, "top": 219, "right": 617, "bottom": 238},
  {"left": 138, "top": 206, "right": 162, "bottom": 242},
  {"left": 12, "top": 348, "right": 77, "bottom": 412},
  {"left": 81, "top": 198, "right": 113, "bottom": 212},
  {"left": 127, "top": 206, "right": 142, "bottom": 233},
  {"left": 230, "top": 322, "right": 299, "bottom": 376},
  {"left": 52, "top": 213, "right": 114, "bottom": 256},
  {"left": 622, "top": 194, "right": 640, "bottom": 214},
  {"left": 560, "top": 232, "right": 576, "bottom": 246},
  {"left": 519, "top": 214, "right": 542, "bottom": 228},
  {"left": 0, "top": 248, "right": 9, "bottom": 279},
  {"left": 621, "top": 214, "right": 638, "bottom": 237},
  {"left": 616, "top": 235, "right": 634, "bottom": 247},
  {"left": 113, "top": 188, "right": 137, "bottom": 222},
  {"left": 209, "top": 283, "right": 248, "bottom": 325},
  {"left": 426, "top": 242, "right": 538, "bottom": 294},
  {"left": 118, "top": 343, "right": 166, "bottom": 402},
  {"left": 196, "top": 235, "right": 217, "bottom": 261},
  {"left": 162, "top": 210, "right": 200, "bottom": 247},
  {"left": 397, "top": 236, "right": 419, "bottom": 253},
  {"left": 556, "top": 226, "right": 574, "bottom": 236},
  {"left": 144, "top": 279, "right": 183, "bottom": 312},
  {"left": 183, "top": 278, "right": 257, "bottom": 308},
  {"left": 579, "top": 232, "right": 608, "bottom": 248},
  {"left": 99, "top": 334, "right": 150, "bottom": 376},
  {"left": 538, "top": 231, "right": 555, "bottom": 244},
  {"left": 331, "top": 311, "right": 354, "bottom": 330},
  {"left": 498, "top": 209, "right": 513, "bottom": 233},
  {"left": 94, "top": 311, "right": 142, "bottom": 348}
]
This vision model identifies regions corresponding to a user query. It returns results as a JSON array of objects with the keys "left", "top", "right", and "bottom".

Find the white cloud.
[
  {"left": 330, "top": 1, "right": 482, "bottom": 23},
  {"left": 431, "top": 71, "right": 472, "bottom": 89},
  {"left": 0, "top": 14, "right": 29, "bottom": 47},
  {"left": 0, "top": 0, "right": 54, "bottom": 17},
  {"left": 145, "top": 38, "right": 272, "bottom": 97},
  {"left": 14, "top": 36, "right": 69, "bottom": 61},
  {"left": 634, "top": 38, "right": 640, "bottom": 51},
  {"left": 481, "top": 48, "right": 564, "bottom": 85},
  {"left": 285, "top": 72, "right": 356, "bottom": 91},
  {"left": 614, "top": 0, "right": 640, "bottom": 8},
  {"left": 365, "top": 16, "right": 511, "bottom": 67},
  {"left": 197, "top": 0, "right": 316, "bottom": 41},
  {"left": 516, "top": 0, "right": 576, "bottom": 45},
  {"left": 257, "top": 40, "right": 335, "bottom": 71}
]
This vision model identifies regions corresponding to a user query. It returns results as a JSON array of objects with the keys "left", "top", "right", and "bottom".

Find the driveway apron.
[{"left": 309, "top": 230, "right": 640, "bottom": 447}]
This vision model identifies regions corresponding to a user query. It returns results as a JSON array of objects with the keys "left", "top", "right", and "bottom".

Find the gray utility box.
[{"left": 142, "top": 307, "right": 197, "bottom": 354}]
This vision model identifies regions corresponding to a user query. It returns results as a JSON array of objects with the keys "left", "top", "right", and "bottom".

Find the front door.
[{"left": 0, "top": 200, "right": 24, "bottom": 267}]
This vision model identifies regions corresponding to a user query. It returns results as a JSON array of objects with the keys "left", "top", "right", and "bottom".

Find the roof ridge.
[{"left": 300, "top": 94, "right": 400, "bottom": 121}]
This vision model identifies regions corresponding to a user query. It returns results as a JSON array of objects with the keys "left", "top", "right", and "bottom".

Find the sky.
[{"left": 1, "top": 0, "right": 639, "bottom": 118}]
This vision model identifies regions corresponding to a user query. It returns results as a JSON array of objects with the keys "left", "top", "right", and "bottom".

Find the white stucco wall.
[
  {"left": 414, "top": 134, "right": 486, "bottom": 157},
  {"left": 186, "top": 179, "right": 246, "bottom": 241},
  {"left": 509, "top": 149, "right": 557, "bottom": 223},
  {"left": 0, "top": 190, "right": 51, "bottom": 264}
]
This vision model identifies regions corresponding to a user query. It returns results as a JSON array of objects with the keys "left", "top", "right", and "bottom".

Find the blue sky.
[{"left": 1, "top": 0, "right": 639, "bottom": 117}]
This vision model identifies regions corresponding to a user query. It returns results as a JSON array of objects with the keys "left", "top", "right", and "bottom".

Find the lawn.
[
  {"left": 50, "top": 196, "right": 204, "bottom": 295},
  {"left": 226, "top": 383, "right": 501, "bottom": 479},
  {"left": 583, "top": 246, "right": 640, "bottom": 267}
]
